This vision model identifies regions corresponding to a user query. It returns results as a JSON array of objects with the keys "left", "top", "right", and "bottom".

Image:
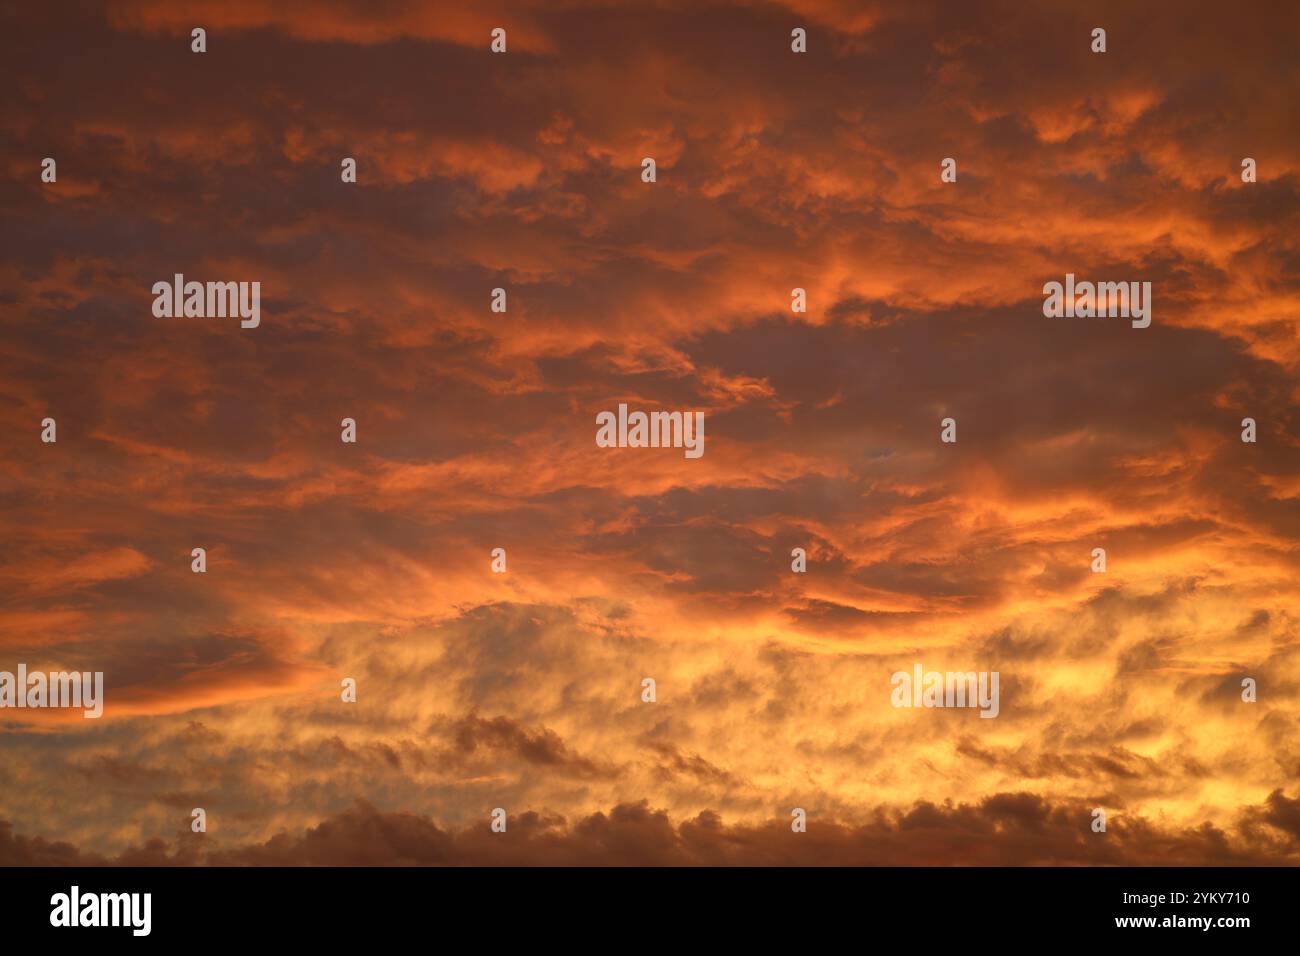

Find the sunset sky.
[{"left": 2, "top": 0, "right": 1299, "bottom": 865}]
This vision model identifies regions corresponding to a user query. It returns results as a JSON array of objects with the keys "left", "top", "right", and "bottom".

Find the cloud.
[
  {"left": 1, "top": 0, "right": 1297, "bottom": 864},
  {"left": 4, "top": 788, "right": 1299, "bottom": 866}
]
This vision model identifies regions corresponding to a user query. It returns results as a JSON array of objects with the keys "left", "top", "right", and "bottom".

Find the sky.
[{"left": 1, "top": 0, "right": 1299, "bottom": 865}]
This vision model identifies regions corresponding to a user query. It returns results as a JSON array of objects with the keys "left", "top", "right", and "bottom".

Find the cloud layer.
[{"left": 1, "top": 0, "right": 1298, "bottom": 864}]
